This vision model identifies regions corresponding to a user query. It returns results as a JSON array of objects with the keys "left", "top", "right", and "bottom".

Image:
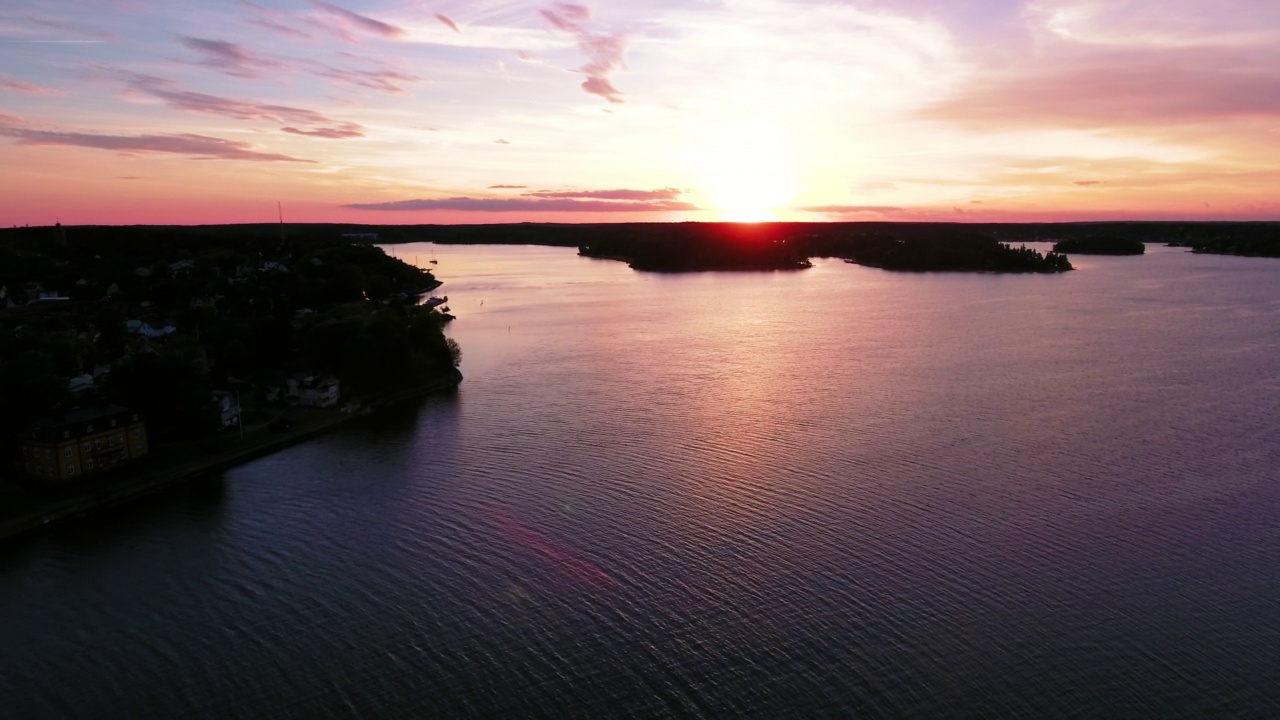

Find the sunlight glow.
[{"left": 694, "top": 118, "right": 799, "bottom": 222}]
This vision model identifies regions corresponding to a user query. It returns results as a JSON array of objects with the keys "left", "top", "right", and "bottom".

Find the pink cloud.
[
  {"left": 488, "top": 184, "right": 528, "bottom": 189},
  {"left": 181, "top": 37, "right": 282, "bottom": 78},
  {"left": 524, "top": 188, "right": 683, "bottom": 200},
  {"left": 309, "top": 63, "right": 421, "bottom": 93},
  {"left": 345, "top": 196, "right": 699, "bottom": 212},
  {"left": 0, "top": 74, "right": 58, "bottom": 95},
  {"left": 923, "top": 49, "right": 1280, "bottom": 130},
  {"left": 125, "top": 75, "right": 364, "bottom": 138},
  {"left": 434, "top": 13, "right": 460, "bottom": 33},
  {"left": 541, "top": 4, "right": 628, "bottom": 103},
  {"left": 281, "top": 125, "right": 363, "bottom": 138},
  {"left": 798, "top": 205, "right": 903, "bottom": 214},
  {"left": 0, "top": 111, "right": 24, "bottom": 125},
  {"left": 243, "top": 1, "right": 313, "bottom": 39},
  {"left": 311, "top": 1, "right": 406, "bottom": 40},
  {"left": 0, "top": 126, "right": 312, "bottom": 162}
]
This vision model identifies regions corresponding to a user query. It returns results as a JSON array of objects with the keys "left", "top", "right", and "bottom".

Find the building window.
[
  {"left": 65, "top": 448, "right": 73, "bottom": 459},
  {"left": 86, "top": 459, "right": 95, "bottom": 470},
  {"left": 67, "top": 463, "right": 76, "bottom": 475}
]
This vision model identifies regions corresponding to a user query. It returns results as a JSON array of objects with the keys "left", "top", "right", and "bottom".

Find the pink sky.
[{"left": 2, "top": 0, "right": 1279, "bottom": 225}]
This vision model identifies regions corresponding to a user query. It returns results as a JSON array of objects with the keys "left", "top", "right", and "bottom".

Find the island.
[
  {"left": 1051, "top": 236, "right": 1145, "bottom": 255},
  {"left": 0, "top": 223, "right": 461, "bottom": 541},
  {"left": 830, "top": 232, "right": 1071, "bottom": 272}
]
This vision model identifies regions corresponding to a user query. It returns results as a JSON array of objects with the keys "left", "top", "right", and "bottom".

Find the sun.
[{"left": 693, "top": 118, "right": 799, "bottom": 222}]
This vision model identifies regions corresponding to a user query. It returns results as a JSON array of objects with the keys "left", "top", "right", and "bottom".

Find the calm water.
[{"left": 3, "top": 243, "right": 1279, "bottom": 718}]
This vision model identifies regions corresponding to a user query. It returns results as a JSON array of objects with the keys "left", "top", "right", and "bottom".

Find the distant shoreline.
[{"left": 0, "top": 372, "right": 461, "bottom": 545}]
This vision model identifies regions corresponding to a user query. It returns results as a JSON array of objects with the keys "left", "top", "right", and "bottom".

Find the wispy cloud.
[
  {"left": 540, "top": 3, "right": 628, "bottom": 103},
  {"left": 125, "top": 75, "right": 364, "bottom": 138},
  {"left": 488, "top": 184, "right": 528, "bottom": 189},
  {"left": 921, "top": 49, "right": 1280, "bottom": 130},
  {"left": 311, "top": 0, "right": 406, "bottom": 41},
  {"left": 181, "top": 37, "right": 283, "bottom": 78},
  {"left": 798, "top": 205, "right": 903, "bottom": 215},
  {"left": 0, "top": 126, "right": 313, "bottom": 162},
  {"left": 308, "top": 62, "right": 421, "bottom": 93},
  {"left": 434, "top": 13, "right": 460, "bottom": 33},
  {"left": 244, "top": 1, "right": 314, "bottom": 40},
  {"left": 0, "top": 73, "right": 58, "bottom": 95},
  {"left": 524, "top": 188, "right": 684, "bottom": 200},
  {"left": 346, "top": 196, "right": 698, "bottom": 212}
]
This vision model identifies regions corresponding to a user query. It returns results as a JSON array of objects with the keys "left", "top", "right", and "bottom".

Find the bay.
[{"left": 3, "top": 243, "right": 1279, "bottom": 718}]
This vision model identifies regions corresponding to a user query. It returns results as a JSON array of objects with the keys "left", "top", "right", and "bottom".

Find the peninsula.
[{"left": 1, "top": 224, "right": 461, "bottom": 541}]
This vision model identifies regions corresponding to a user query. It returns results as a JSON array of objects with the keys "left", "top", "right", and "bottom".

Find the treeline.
[
  {"left": 0, "top": 226, "right": 459, "bottom": 463},
  {"left": 1052, "top": 236, "right": 1145, "bottom": 255},
  {"left": 580, "top": 223, "right": 812, "bottom": 271},
  {"left": 837, "top": 233, "right": 1072, "bottom": 272}
]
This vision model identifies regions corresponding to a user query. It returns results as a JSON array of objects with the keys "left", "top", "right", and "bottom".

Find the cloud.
[
  {"left": 1073, "top": 180, "right": 1101, "bottom": 186},
  {"left": 311, "top": 1, "right": 406, "bottom": 40},
  {"left": 242, "top": 1, "right": 313, "bottom": 39},
  {"left": 541, "top": 3, "right": 628, "bottom": 103},
  {"left": 488, "top": 184, "right": 528, "bottom": 189},
  {"left": 434, "top": 13, "right": 460, "bottom": 33},
  {"left": 0, "top": 74, "right": 58, "bottom": 95},
  {"left": 0, "top": 111, "right": 24, "bottom": 125},
  {"left": 125, "top": 75, "right": 364, "bottom": 138},
  {"left": 0, "top": 126, "right": 312, "bottom": 162},
  {"left": 1029, "top": 0, "right": 1280, "bottom": 48},
  {"left": 493, "top": 138, "right": 510, "bottom": 144},
  {"left": 181, "top": 37, "right": 282, "bottom": 78},
  {"left": 281, "top": 125, "right": 364, "bottom": 138},
  {"left": 798, "top": 205, "right": 904, "bottom": 214},
  {"left": 924, "top": 52, "right": 1280, "bottom": 129},
  {"left": 524, "top": 188, "right": 683, "bottom": 200},
  {"left": 345, "top": 196, "right": 699, "bottom": 212},
  {"left": 308, "top": 63, "right": 421, "bottom": 93}
]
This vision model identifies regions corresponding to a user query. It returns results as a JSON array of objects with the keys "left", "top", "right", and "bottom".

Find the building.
[
  {"left": 211, "top": 391, "right": 242, "bottom": 429},
  {"left": 285, "top": 374, "right": 341, "bottom": 408},
  {"left": 18, "top": 405, "right": 148, "bottom": 483}
]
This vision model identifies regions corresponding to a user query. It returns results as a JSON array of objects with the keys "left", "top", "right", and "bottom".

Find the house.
[
  {"left": 18, "top": 404, "right": 149, "bottom": 484},
  {"left": 286, "top": 374, "right": 340, "bottom": 408},
  {"left": 211, "top": 390, "right": 241, "bottom": 429},
  {"left": 68, "top": 374, "right": 96, "bottom": 394}
]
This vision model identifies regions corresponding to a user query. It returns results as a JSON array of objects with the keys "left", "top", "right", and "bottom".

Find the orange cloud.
[{"left": 922, "top": 48, "right": 1280, "bottom": 130}]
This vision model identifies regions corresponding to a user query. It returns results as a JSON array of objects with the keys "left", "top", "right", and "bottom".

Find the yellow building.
[{"left": 19, "top": 405, "right": 148, "bottom": 483}]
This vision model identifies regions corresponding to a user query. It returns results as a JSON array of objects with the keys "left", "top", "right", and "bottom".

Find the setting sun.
[{"left": 693, "top": 118, "right": 799, "bottom": 222}]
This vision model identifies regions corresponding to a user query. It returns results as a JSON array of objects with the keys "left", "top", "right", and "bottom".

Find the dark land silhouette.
[
  {"left": 1052, "top": 236, "right": 1146, "bottom": 255},
  {"left": 0, "top": 224, "right": 461, "bottom": 500}
]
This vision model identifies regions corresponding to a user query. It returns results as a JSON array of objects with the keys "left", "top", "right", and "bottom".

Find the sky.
[{"left": 2, "top": 0, "right": 1279, "bottom": 225}]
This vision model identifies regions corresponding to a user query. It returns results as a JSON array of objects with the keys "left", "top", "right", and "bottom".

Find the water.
[{"left": 3, "top": 243, "right": 1279, "bottom": 718}]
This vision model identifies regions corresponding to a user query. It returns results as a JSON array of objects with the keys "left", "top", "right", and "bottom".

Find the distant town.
[{"left": 0, "top": 224, "right": 461, "bottom": 536}]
